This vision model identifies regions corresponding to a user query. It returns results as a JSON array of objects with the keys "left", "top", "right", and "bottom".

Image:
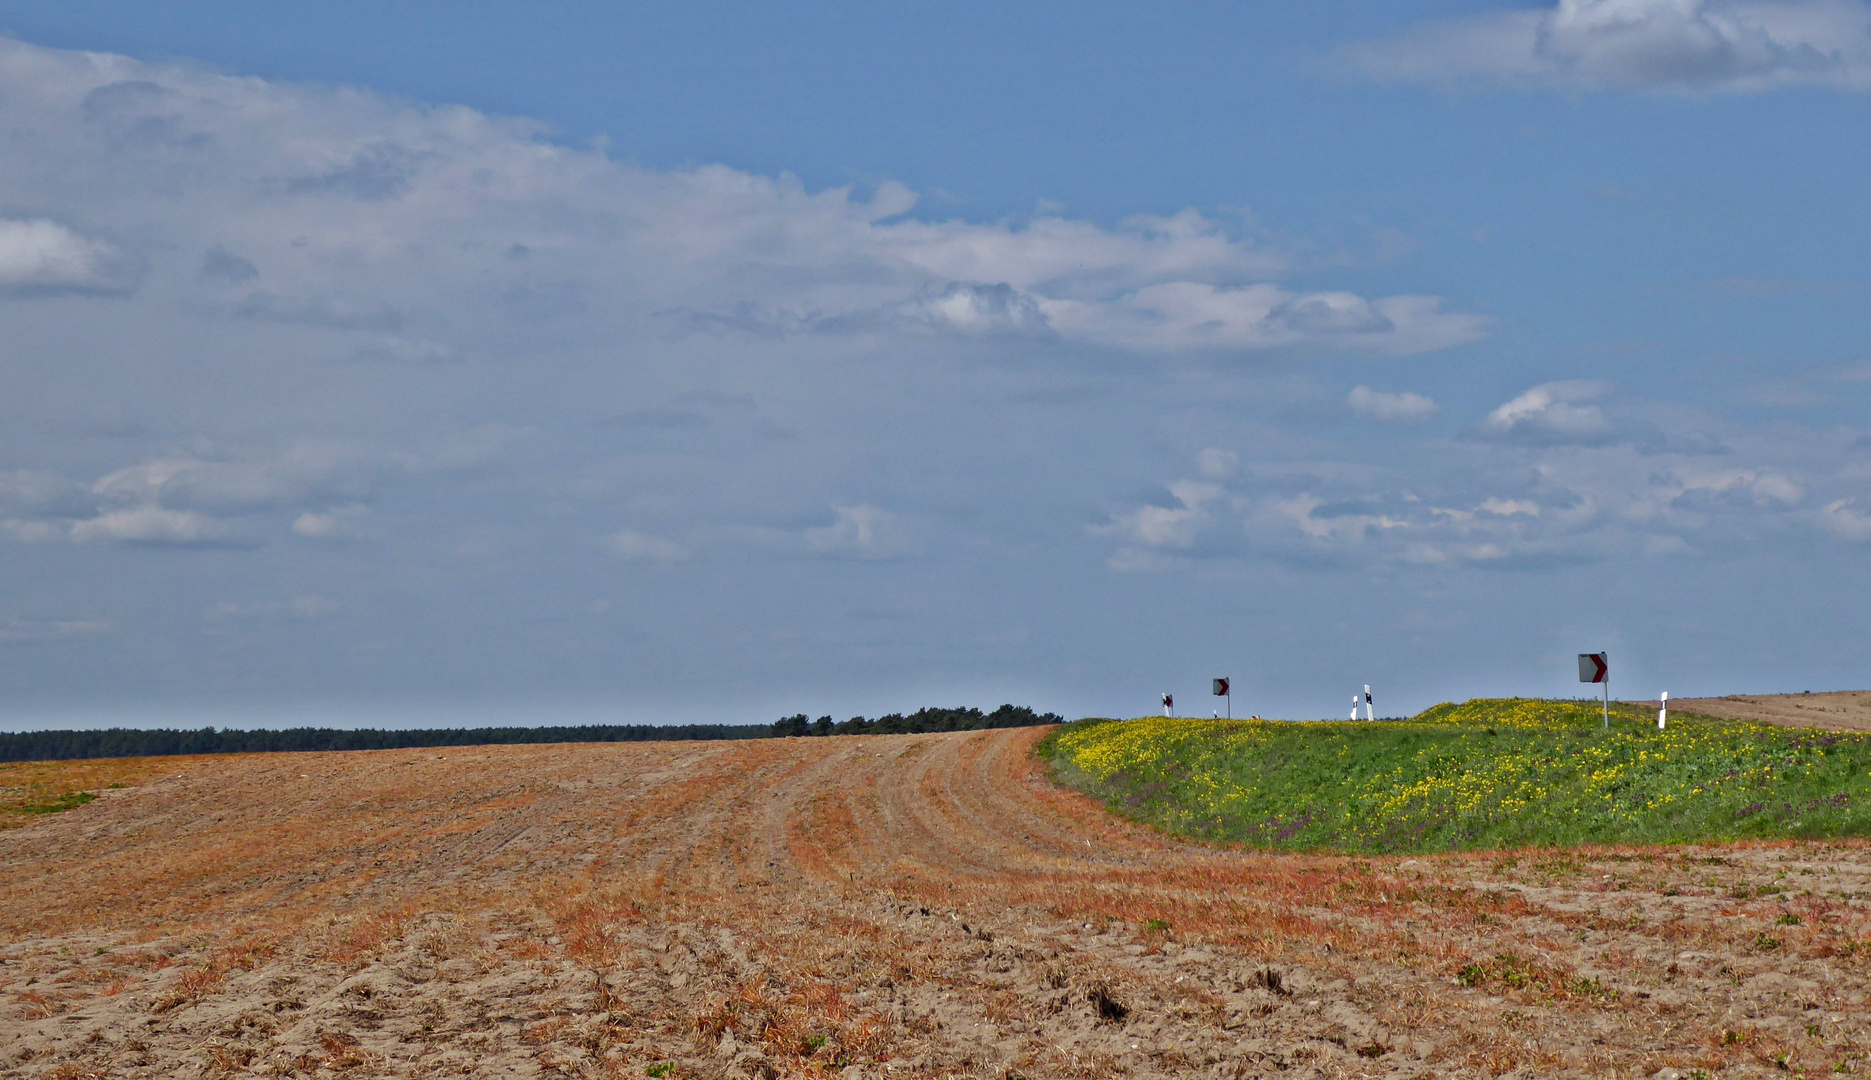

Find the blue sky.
[{"left": 0, "top": 1, "right": 1867, "bottom": 728}]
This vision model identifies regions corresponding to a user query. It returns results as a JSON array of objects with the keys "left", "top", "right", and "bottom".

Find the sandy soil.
[
  {"left": 2, "top": 729, "right": 1869, "bottom": 1079},
  {"left": 1667, "top": 691, "right": 1871, "bottom": 733}
]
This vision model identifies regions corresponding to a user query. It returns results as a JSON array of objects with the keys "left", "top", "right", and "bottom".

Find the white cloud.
[
  {"left": 0, "top": 439, "right": 489, "bottom": 548},
  {"left": 69, "top": 505, "right": 234, "bottom": 546},
  {"left": 1474, "top": 381, "right": 1619, "bottom": 445},
  {"left": 803, "top": 505, "right": 916, "bottom": 560},
  {"left": 1095, "top": 480, "right": 1226, "bottom": 568},
  {"left": 1673, "top": 468, "right": 1806, "bottom": 509},
  {"left": 1092, "top": 430, "right": 1849, "bottom": 572},
  {"left": 1041, "top": 285, "right": 1485, "bottom": 356},
  {"left": 1348, "top": 385, "right": 1440, "bottom": 423},
  {"left": 1340, "top": 0, "right": 1871, "bottom": 93},
  {"left": 0, "top": 469, "right": 92, "bottom": 516},
  {"left": 293, "top": 504, "right": 368, "bottom": 540},
  {"left": 0, "top": 217, "right": 137, "bottom": 293},
  {"left": 608, "top": 529, "right": 689, "bottom": 562},
  {"left": 0, "top": 38, "right": 1483, "bottom": 363},
  {"left": 895, "top": 282, "right": 1049, "bottom": 335},
  {"left": 1821, "top": 498, "right": 1871, "bottom": 540}
]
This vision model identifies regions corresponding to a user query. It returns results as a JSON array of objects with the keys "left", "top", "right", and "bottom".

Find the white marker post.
[
  {"left": 1659, "top": 691, "right": 1667, "bottom": 731},
  {"left": 1162, "top": 692, "right": 1173, "bottom": 718},
  {"left": 1578, "top": 652, "right": 1609, "bottom": 728},
  {"left": 1212, "top": 678, "right": 1231, "bottom": 720},
  {"left": 1351, "top": 695, "right": 1359, "bottom": 721},
  {"left": 1364, "top": 685, "right": 1374, "bottom": 722}
]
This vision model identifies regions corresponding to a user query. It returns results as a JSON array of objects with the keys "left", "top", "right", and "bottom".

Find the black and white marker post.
[
  {"left": 1578, "top": 652, "right": 1609, "bottom": 728},
  {"left": 1162, "top": 692, "right": 1174, "bottom": 718},
  {"left": 1364, "top": 685, "right": 1373, "bottom": 722},
  {"left": 1212, "top": 678, "right": 1230, "bottom": 719}
]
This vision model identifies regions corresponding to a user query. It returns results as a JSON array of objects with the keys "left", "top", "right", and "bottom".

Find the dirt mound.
[
  {"left": 2, "top": 729, "right": 1868, "bottom": 1077},
  {"left": 1669, "top": 690, "right": 1871, "bottom": 732}
]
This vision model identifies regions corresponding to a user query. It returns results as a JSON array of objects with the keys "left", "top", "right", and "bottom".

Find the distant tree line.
[
  {"left": 769, "top": 704, "right": 1061, "bottom": 738},
  {"left": 0, "top": 705, "right": 1063, "bottom": 763}
]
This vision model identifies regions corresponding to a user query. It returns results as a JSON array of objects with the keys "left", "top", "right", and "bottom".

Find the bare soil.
[
  {"left": 1667, "top": 690, "right": 1871, "bottom": 732},
  {"left": 2, "top": 728, "right": 1869, "bottom": 1079}
]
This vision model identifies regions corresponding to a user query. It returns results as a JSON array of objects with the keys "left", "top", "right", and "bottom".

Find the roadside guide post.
[
  {"left": 1351, "top": 695, "right": 1359, "bottom": 721},
  {"left": 1212, "top": 678, "right": 1231, "bottom": 719},
  {"left": 1578, "top": 652, "right": 1609, "bottom": 728},
  {"left": 1364, "top": 685, "right": 1373, "bottom": 722},
  {"left": 1659, "top": 691, "right": 1667, "bottom": 731},
  {"left": 1162, "top": 692, "right": 1173, "bottom": 718}
]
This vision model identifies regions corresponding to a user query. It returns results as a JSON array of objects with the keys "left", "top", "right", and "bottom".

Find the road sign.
[
  {"left": 1578, "top": 652, "right": 1609, "bottom": 727},
  {"left": 1212, "top": 678, "right": 1228, "bottom": 696}
]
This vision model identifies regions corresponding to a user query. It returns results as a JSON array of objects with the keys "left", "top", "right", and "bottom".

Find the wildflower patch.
[{"left": 1039, "top": 699, "right": 1871, "bottom": 853}]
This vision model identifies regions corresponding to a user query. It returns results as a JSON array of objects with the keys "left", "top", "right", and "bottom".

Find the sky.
[{"left": 0, "top": 0, "right": 1868, "bottom": 729}]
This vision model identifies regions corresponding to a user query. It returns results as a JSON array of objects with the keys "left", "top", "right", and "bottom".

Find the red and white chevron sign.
[{"left": 1578, "top": 653, "right": 1608, "bottom": 684}]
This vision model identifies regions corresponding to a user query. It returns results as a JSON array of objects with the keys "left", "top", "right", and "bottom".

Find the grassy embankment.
[{"left": 1040, "top": 698, "right": 1871, "bottom": 853}]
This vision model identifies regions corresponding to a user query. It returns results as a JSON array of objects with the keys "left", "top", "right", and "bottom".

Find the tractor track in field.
[{"left": 3, "top": 727, "right": 1870, "bottom": 1078}]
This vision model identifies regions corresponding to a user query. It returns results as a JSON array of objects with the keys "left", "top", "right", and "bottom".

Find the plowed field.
[
  {"left": 1673, "top": 691, "right": 1871, "bottom": 732},
  {"left": 3, "top": 728, "right": 1869, "bottom": 1078}
]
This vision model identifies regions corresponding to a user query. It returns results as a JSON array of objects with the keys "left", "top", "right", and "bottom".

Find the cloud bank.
[
  {"left": 1340, "top": 0, "right": 1871, "bottom": 93},
  {"left": 1098, "top": 381, "right": 1859, "bottom": 572}
]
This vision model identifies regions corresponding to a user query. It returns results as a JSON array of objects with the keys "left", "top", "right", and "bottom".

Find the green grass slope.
[{"left": 1040, "top": 699, "right": 1871, "bottom": 854}]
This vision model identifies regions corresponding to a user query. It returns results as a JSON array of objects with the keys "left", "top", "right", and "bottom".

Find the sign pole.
[{"left": 1603, "top": 661, "right": 1609, "bottom": 729}]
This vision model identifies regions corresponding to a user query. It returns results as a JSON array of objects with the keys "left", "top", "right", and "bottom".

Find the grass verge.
[{"left": 1039, "top": 698, "right": 1871, "bottom": 853}]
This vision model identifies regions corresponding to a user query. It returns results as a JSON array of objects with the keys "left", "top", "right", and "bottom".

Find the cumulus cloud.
[
  {"left": 1094, "top": 480, "right": 1229, "bottom": 569},
  {"left": 292, "top": 504, "right": 367, "bottom": 540},
  {"left": 1041, "top": 285, "right": 1485, "bottom": 356},
  {"left": 0, "top": 438, "right": 498, "bottom": 549},
  {"left": 1671, "top": 468, "right": 1806, "bottom": 510},
  {"left": 1821, "top": 498, "right": 1871, "bottom": 540},
  {"left": 1348, "top": 386, "right": 1440, "bottom": 423},
  {"left": 88, "top": 446, "right": 380, "bottom": 516},
  {"left": 0, "top": 36, "right": 1485, "bottom": 363},
  {"left": 69, "top": 505, "right": 237, "bottom": 546},
  {"left": 895, "top": 282, "right": 1049, "bottom": 336},
  {"left": 1093, "top": 425, "right": 1856, "bottom": 572},
  {"left": 802, "top": 505, "right": 916, "bottom": 560},
  {"left": 0, "top": 218, "right": 138, "bottom": 294},
  {"left": 1472, "top": 381, "right": 1620, "bottom": 445},
  {"left": 1339, "top": 0, "right": 1871, "bottom": 93}
]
